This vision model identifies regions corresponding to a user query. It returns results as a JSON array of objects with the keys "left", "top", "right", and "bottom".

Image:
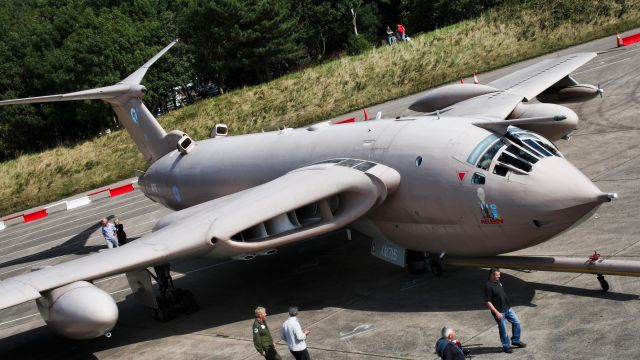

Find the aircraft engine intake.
[
  {"left": 408, "top": 84, "right": 500, "bottom": 113},
  {"left": 209, "top": 160, "right": 400, "bottom": 257},
  {"left": 507, "top": 103, "right": 578, "bottom": 141},
  {"left": 36, "top": 281, "right": 118, "bottom": 339}
]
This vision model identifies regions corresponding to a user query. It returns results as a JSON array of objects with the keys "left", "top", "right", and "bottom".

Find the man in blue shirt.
[
  {"left": 100, "top": 218, "right": 119, "bottom": 249},
  {"left": 281, "top": 306, "right": 311, "bottom": 360}
]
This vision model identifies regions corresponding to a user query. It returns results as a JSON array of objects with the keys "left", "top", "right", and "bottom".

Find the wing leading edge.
[
  {"left": 435, "top": 53, "right": 597, "bottom": 121},
  {"left": 0, "top": 161, "right": 400, "bottom": 310}
]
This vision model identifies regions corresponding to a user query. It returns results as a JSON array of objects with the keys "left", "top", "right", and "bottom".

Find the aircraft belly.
[{"left": 378, "top": 221, "right": 543, "bottom": 256}]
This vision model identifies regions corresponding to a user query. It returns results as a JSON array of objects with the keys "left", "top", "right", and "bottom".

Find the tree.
[
  {"left": 178, "top": 0, "right": 306, "bottom": 87},
  {"left": 400, "top": 0, "right": 502, "bottom": 33}
]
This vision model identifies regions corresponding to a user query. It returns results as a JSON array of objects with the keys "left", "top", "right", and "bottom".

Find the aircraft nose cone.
[{"left": 524, "top": 156, "right": 612, "bottom": 226}]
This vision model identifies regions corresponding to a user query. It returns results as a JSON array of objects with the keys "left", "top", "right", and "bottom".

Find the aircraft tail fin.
[{"left": 0, "top": 41, "right": 184, "bottom": 163}]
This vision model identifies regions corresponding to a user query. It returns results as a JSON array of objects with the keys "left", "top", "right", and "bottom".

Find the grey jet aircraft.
[{"left": 0, "top": 42, "right": 636, "bottom": 340}]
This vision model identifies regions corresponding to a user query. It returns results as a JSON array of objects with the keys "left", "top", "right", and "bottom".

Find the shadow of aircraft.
[
  {"left": 0, "top": 216, "right": 142, "bottom": 271},
  {"left": 0, "top": 231, "right": 637, "bottom": 359}
]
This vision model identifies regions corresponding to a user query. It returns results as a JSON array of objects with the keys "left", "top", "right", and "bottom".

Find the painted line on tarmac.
[
  {"left": 0, "top": 191, "right": 146, "bottom": 238},
  {"left": 0, "top": 260, "right": 234, "bottom": 328},
  {"left": 0, "top": 201, "right": 159, "bottom": 252},
  {"left": 0, "top": 192, "right": 146, "bottom": 242},
  {"left": 574, "top": 56, "right": 635, "bottom": 76},
  {"left": 0, "top": 225, "right": 155, "bottom": 277},
  {"left": 577, "top": 46, "right": 640, "bottom": 73},
  {"left": 0, "top": 192, "right": 146, "bottom": 243},
  {"left": 0, "top": 194, "right": 150, "bottom": 245}
]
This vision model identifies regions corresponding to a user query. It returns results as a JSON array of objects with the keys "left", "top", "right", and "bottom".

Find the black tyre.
[
  {"left": 181, "top": 290, "right": 199, "bottom": 314},
  {"left": 408, "top": 260, "right": 427, "bottom": 275},
  {"left": 156, "top": 296, "right": 175, "bottom": 322},
  {"left": 430, "top": 261, "right": 443, "bottom": 276}
]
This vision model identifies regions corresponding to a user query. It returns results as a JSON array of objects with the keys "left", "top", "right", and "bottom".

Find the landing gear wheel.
[
  {"left": 172, "top": 288, "right": 199, "bottom": 314},
  {"left": 406, "top": 251, "right": 427, "bottom": 275},
  {"left": 597, "top": 274, "right": 609, "bottom": 292},
  {"left": 147, "top": 264, "right": 199, "bottom": 321},
  {"left": 154, "top": 296, "right": 175, "bottom": 322},
  {"left": 408, "top": 260, "right": 427, "bottom": 275},
  {"left": 180, "top": 290, "right": 199, "bottom": 314},
  {"left": 430, "top": 260, "right": 443, "bottom": 276}
]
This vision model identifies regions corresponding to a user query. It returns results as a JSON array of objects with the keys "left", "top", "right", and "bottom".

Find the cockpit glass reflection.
[{"left": 467, "top": 127, "right": 561, "bottom": 177}]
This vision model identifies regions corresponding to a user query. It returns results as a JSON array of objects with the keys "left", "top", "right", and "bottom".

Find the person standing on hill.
[
  {"left": 386, "top": 26, "right": 396, "bottom": 45},
  {"left": 396, "top": 23, "right": 406, "bottom": 41}
]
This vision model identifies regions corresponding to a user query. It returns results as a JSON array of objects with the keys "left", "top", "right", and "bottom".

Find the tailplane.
[{"left": 0, "top": 41, "right": 187, "bottom": 163}]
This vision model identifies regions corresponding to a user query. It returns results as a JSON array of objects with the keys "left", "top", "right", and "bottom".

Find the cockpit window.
[
  {"left": 507, "top": 128, "right": 561, "bottom": 157},
  {"left": 476, "top": 139, "right": 507, "bottom": 171},
  {"left": 467, "top": 127, "right": 559, "bottom": 178},
  {"left": 498, "top": 152, "right": 532, "bottom": 172},
  {"left": 337, "top": 159, "right": 363, "bottom": 167},
  {"left": 504, "top": 144, "right": 538, "bottom": 164},
  {"left": 522, "top": 139, "right": 552, "bottom": 157},
  {"left": 471, "top": 172, "right": 486, "bottom": 184},
  {"left": 467, "top": 134, "right": 499, "bottom": 165},
  {"left": 493, "top": 164, "right": 509, "bottom": 176}
]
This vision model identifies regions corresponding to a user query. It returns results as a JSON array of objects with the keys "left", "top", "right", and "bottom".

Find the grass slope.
[{"left": 1, "top": 0, "right": 640, "bottom": 216}]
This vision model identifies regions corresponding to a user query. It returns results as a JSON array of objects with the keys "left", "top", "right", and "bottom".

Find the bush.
[{"left": 346, "top": 34, "right": 373, "bottom": 55}]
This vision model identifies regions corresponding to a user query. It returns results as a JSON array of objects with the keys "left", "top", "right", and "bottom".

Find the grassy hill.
[{"left": 2, "top": 0, "right": 640, "bottom": 216}]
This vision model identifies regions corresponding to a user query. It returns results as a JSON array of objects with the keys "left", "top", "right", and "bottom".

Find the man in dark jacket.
[
  {"left": 252, "top": 306, "right": 281, "bottom": 360},
  {"left": 485, "top": 268, "right": 527, "bottom": 353},
  {"left": 436, "top": 327, "right": 466, "bottom": 360}
]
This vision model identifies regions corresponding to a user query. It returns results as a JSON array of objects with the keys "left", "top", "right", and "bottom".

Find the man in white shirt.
[{"left": 281, "top": 306, "right": 311, "bottom": 360}]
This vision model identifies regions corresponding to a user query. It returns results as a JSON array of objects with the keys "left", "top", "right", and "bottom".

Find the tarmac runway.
[{"left": 1, "top": 30, "right": 640, "bottom": 359}]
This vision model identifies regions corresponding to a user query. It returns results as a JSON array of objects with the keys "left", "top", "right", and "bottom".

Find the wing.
[
  {"left": 0, "top": 160, "right": 400, "bottom": 309},
  {"left": 487, "top": 52, "right": 596, "bottom": 101},
  {"left": 442, "top": 53, "right": 597, "bottom": 120}
]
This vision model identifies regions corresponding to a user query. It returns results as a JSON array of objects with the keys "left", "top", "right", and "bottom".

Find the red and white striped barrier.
[
  {"left": 0, "top": 180, "right": 138, "bottom": 230},
  {"left": 617, "top": 31, "right": 640, "bottom": 47}
]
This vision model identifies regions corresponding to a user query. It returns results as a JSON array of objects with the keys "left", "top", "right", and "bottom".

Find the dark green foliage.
[
  {"left": 3, "top": 0, "right": 509, "bottom": 160},
  {"left": 400, "top": 0, "right": 503, "bottom": 32},
  {"left": 178, "top": 0, "right": 306, "bottom": 87},
  {"left": 346, "top": 34, "right": 373, "bottom": 55},
  {"left": 0, "top": 0, "right": 190, "bottom": 160}
]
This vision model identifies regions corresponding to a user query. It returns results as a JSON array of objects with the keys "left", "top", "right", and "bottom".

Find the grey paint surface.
[{"left": 0, "top": 29, "right": 639, "bottom": 358}]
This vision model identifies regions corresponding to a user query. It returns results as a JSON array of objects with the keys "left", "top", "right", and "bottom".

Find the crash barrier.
[
  {"left": 617, "top": 31, "right": 640, "bottom": 47},
  {"left": 623, "top": 33, "right": 640, "bottom": 46},
  {"left": 0, "top": 180, "right": 138, "bottom": 230}
]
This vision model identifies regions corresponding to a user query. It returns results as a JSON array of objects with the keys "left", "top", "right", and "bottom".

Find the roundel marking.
[
  {"left": 172, "top": 185, "right": 182, "bottom": 202},
  {"left": 130, "top": 107, "right": 140, "bottom": 125}
]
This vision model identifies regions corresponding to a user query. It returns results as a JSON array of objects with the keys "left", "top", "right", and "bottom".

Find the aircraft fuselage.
[{"left": 140, "top": 116, "right": 606, "bottom": 257}]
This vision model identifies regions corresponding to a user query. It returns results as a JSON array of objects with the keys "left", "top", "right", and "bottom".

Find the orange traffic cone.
[
  {"left": 460, "top": 78, "right": 465, "bottom": 84},
  {"left": 363, "top": 108, "right": 369, "bottom": 121},
  {"left": 616, "top": 32, "right": 624, "bottom": 47},
  {"left": 473, "top": 73, "right": 480, "bottom": 84}
]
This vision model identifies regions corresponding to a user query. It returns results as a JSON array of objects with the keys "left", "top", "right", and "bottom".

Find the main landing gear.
[
  {"left": 597, "top": 274, "right": 609, "bottom": 292},
  {"left": 149, "top": 264, "right": 199, "bottom": 322},
  {"left": 406, "top": 251, "right": 444, "bottom": 276}
]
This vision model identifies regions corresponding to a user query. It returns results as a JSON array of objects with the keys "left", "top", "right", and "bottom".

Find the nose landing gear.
[{"left": 406, "top": 251, "right": 444, "bottom": 276}]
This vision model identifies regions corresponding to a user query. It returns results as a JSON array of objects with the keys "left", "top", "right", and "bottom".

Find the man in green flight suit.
[{"left": 253, "top": 306, "right": 281, "bottom": 360}]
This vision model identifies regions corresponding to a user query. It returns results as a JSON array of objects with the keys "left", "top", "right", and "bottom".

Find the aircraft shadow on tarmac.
[
  {"left": 1, "top": 231, "right": 638, "bottom": 359},
  {"left": 0, "top": 215, "right": 141, "bottom": 270}
]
